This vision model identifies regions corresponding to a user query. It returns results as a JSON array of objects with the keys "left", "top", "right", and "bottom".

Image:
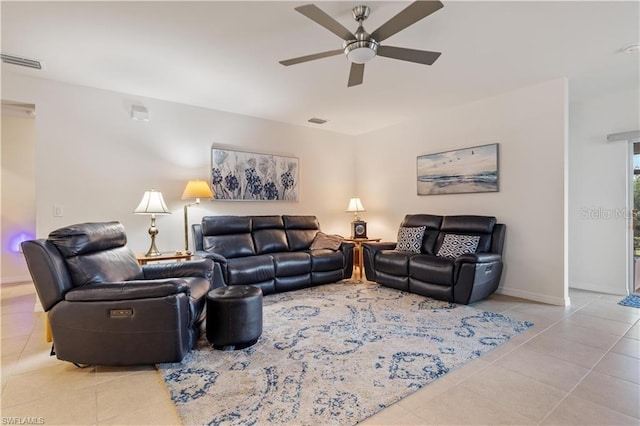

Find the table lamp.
[
  {"left": 346, "top": 197, "right": 367, "bottom": 238},
  {"left": 134, "top": 189, "right": 171, "bottom": 257},
  {"left": 182, "top": 180, "right": 213, "bottom": 253}
]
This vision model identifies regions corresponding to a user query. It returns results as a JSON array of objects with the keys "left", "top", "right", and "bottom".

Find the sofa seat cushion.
[
  {"left": 309, "top": 249, "right": 344, "bottom": 272},
  {"left": 376, "top": 250, "right": 413, "bottom": 276},
  {"left": 270, "top": 252, "right": 311, "bottom": 276},
  {"left": 226, "top": 255, "right": 274, "bottom": 285},
  {"left": 409, "top": 255, "right": 455, "bottom": 286}
]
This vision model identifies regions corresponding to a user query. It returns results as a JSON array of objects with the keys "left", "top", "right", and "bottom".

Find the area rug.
[
  {"left": 619, "top": 293, "right": 640, "bottom": 308},
  {"left": 158, "top": 282, "right": 533, "bottom": 425}
]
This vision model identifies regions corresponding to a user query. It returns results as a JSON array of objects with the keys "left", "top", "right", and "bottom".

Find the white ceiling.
[{"left": 2, "top": 1, "right": 639, "bottom": 135}]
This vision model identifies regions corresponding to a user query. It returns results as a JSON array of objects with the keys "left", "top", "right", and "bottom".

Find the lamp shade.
[
  {"left": 345, "top": 197, "right": 365, "bottom": 213},
  {"left": 133, "top": 189, "right": 171, "bottom": 215},
  {"left": 182, "top": 180, "right": 213, "bottom": 200}
]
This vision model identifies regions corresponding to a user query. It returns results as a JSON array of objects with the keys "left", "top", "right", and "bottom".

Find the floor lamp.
[
  {"left": 133, "top": 189, "right": 171, "bottom": 257},
  {"left": 182, "top": 180, "right": 213, "bottom": 254}
]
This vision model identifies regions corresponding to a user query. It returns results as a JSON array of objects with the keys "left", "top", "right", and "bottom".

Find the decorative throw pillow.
[
  {"left": 309, "top": 232, "right": 344, "bottom": 251},
  {"left": 396, "top": 226, "right": 426, "bottom": 253},
  {"left": 436, "top": 234, "right": 481, "bottom": 259}
]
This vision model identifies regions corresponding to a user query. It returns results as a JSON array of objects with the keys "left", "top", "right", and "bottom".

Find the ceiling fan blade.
[
  {"left": 377, "top": 45, "right": 441, "bottom": 65},
  {"left": 279, "top": 49, "right": 343, "bottom": 66},
  {"left": 347, "top": 63, "right": 365, "bottom": 87},
  {"left": 295, "top": 4, "right": 355, "bottom": 41},
  {"left": 371, "top": 1, "right": 444, "bottom": 43}
]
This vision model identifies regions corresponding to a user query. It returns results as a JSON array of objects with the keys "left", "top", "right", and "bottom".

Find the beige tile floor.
[{"left": 1, "top": 278, "right": 639, "bottom": 425}]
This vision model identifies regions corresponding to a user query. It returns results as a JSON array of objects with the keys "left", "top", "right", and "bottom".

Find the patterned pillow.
[
  {"left": 436, "top": 234, "right": 481, "bottom": 258},
  {"left": 309, "top": 232, "right": 344, "bottom": 251},
  {"left": 396, "top": 226, "right": 426, "bottom": 253}
]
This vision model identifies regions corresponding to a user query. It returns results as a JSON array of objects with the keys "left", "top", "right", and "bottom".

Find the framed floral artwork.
[{"left": 211, "top": 145, "right": 299, "bottom": 201}]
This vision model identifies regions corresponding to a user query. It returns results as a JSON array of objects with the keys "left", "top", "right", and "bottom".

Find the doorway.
[
  {"left": 633, "top": 142, "right": 640, "bottom": 293},
  {"left": 1, "top": 101, "right": 36, "bottom": 284}
]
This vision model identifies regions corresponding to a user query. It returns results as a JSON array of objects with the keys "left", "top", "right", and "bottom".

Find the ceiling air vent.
[
  {"left": 308, "top": 117, "right": 327, "bottom": 124},
  {"left": 1, "top": 53, "right": 42, "bottom": 70}
]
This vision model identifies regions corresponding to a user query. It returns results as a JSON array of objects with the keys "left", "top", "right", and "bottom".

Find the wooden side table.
[
  {"left": 136, "top": 252, "right": 193, "bottom": 265},
  {"left": 344, "top": 238, "right": 381, "bottom": 280}
]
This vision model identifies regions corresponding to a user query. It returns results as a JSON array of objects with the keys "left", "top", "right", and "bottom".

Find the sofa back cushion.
[
  {"left": 436, "top": 215, "right": 497, "bottom": 254},
  {"left": 252, "top": 216, "right": 289, "bottom": 254},
  {"left": 48, "top": 221, "right": 143, "bottom": 287},
  {"left": 201, "top": 216, "right": 256, "bottom": 258},
  {"left": 283, "top": 215, "right": 320, "bottom": 251},
  {"left": 400, "top": 214, "right": 443, "bottom": 254}
]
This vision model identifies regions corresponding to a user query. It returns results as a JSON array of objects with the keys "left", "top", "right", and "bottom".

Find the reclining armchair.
[{"left": 21, "top": 221, "right": 214, "bottom": 366}]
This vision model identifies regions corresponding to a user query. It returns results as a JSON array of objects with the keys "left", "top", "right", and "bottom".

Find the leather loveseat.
[
  {"left": 21, "top": 221, "right": 214, "bottom": 366},
  {"left": 362, "top": 215, "right": 505, "bottom": 304},
  {"left": 192, "top": 215, "right": 354, "bottom": 295}
]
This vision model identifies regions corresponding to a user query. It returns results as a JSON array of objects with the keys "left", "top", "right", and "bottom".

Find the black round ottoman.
[{"left": 206, "top": 285, "right": 263, "bottom": 350}]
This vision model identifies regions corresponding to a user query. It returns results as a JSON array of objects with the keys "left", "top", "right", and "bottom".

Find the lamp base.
[
  {"left": 145, "top": 242, "right": 162, "bottom": 257},
  {"left": 145, "top": 216, "right": 162, "bottom": 257}
]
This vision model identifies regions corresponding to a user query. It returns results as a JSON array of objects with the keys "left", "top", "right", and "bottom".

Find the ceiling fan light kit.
[
  {"left": 344, "top": 40, "right": 378, "bottom": 64},
  {"left": 279, "top": 1, "right": 444, "bottom": 87}
]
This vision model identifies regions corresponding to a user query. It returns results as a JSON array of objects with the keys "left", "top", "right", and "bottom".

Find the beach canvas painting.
[{"left": 417, "top": 143, "right": 499, "bottom": 195}]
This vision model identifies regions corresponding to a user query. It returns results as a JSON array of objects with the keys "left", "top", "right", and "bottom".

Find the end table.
[
  {"left": 344, "top": 238, "right": 381, "bottom": 280},
  {"left": 135, "top": 252, "right": 193, "bottom": 265}
]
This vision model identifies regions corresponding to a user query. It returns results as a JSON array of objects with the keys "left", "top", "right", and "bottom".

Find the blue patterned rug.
[
  {"left": 619, "top": 293, "right": 640, "bottom": 308},
  {"left": 158, "top": 282, "right": 533, "bottom": 425}
]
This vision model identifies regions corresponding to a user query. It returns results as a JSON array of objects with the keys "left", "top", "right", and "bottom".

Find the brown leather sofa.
[
  {"left": 363, "top": 215, "right": 505, "bottom": 304},
  {"left": 21, "top": 221, "right": 214, "bottom": 366}
]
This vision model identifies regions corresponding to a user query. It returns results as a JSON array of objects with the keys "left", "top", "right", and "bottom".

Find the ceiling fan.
[{"left": 279, "top": 1, "right": 444, "bottom": 87}]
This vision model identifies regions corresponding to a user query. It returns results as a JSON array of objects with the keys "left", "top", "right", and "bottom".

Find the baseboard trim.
[
  {"left": 496, "top": 287, "right": 570, "bottom": 307},
  {"left": 569, "top": 281, "right": 627, "bottom": 297},
  {"left": 0, "top": 275, "right": 31, "bottom": 285}
]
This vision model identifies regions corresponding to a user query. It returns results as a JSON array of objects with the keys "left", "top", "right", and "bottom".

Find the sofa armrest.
[
  {"left": 194, "top": 251, "right": 228, "bottom": 288},
  {"left": 339, "top": 241, "right": 355, "bottom": 258},
  {"left": 364, "top": 242, "right": 397, "bottom": 251},
  {"left": 362, "top": 242, "right": 397, "bottom": 280},
  {"left": 64, "top": 280, "right": 190, "bottom": 302},
  {"left": 194, "top": 250, "right": 227, "bottom": 264},
  {"left": 142, "top": 258, "right": 214, "bottom": 280},
  {"left": 339, "top": 241, "right": 355, "bottom": 278},
  {"left": 454, "top": 253, "right": 502, "bottom": 264}
]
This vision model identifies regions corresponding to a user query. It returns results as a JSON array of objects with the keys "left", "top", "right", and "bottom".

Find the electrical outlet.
[{"left": 53, "top": 204, "right": 64, "bottom": 217}]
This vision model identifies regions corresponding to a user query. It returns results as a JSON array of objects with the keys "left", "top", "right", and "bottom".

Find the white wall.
[
  {"left": 568, "top": 86, "right": 640, "bottom": 295},
  {"left": 1, "top": 71, "right": 587, "bottom": 306},
  {"left": 1, "top": 112, "right": 36, "bottom": 283},
  {"left": 354, "top": 79, "right": 569, "bottom": 306},
  {"left": 1, "top": 72, "right": 356, "bottom": 256}
]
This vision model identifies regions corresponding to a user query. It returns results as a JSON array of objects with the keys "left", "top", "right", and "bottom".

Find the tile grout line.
[{"left": 536, "top": 297, "right": 639, "bottom": 424}]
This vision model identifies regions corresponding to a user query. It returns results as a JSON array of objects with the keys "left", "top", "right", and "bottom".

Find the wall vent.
[{"left": 1, "top": 53, "right": 42, "bottom": 70}]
